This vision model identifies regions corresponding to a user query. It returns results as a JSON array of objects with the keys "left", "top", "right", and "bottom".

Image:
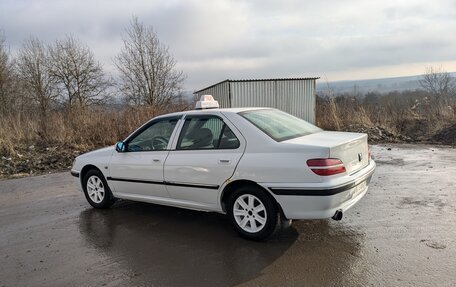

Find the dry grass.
[
  {"left": 1, "top": 92, "right": 455, "bottom": 158},
  {"left": 316, "top": 97, "right": 374, "bottom": 130},
  {"left": 0, "top": 104, "right": 190, "bottom": 156},
  {"left": 317, "top": 92, "right": 456, "bottom": 141}
]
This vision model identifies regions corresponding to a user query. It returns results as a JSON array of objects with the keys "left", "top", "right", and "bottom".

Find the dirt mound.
[
  {"left": 432, "top": 124, "right": 456, "bottom": 145},
  {"left": 397, "top": 119, "right": 434, "bottom": 141},
  {"left": 0, "top": 144, "right": 91, "bottom": 179},
  {"left": 344, "top": 124, "right": 411, "bottom": 143}
]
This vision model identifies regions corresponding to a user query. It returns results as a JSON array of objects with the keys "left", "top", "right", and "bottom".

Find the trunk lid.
[{"left": 284, "top": 131, "right": 369, "bottom": 174}]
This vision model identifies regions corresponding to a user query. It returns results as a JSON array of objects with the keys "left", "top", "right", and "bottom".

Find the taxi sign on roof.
[{"left": 195, "top": 95, "right": 220, "bottom": 110}]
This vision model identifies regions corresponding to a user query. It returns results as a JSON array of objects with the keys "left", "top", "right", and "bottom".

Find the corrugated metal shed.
[{"left": 194, "top": 78, "right": 319, "bottom": 123}]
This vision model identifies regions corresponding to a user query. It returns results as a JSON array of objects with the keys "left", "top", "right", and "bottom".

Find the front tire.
[
  {"left": 228, "top": 185, "right": 279, "bottom": 241},
  {"left": 82, "top": 169, "right": 115, "bottom": 209}
]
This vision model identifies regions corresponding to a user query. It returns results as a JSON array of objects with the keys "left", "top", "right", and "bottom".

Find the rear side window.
[
  {"left": 177, "top": 116, "right": 240, "bottom": 150},
  {"left": 239, "top": 109, "right": 322, "bottom": 142}
]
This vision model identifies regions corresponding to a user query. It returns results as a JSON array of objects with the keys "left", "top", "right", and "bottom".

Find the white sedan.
[{"left": 71, "top": 96, "right": 376, "bottom": 240}]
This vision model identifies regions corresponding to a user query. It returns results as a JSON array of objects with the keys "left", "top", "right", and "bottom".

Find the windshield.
[{"left": 239, "top": 109, "right": 322, "bottom": 142}]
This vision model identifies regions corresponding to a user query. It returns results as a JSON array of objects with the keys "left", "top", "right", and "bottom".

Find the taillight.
[{"left": 306, "top": 158, "right": 346, "bottom": 176}]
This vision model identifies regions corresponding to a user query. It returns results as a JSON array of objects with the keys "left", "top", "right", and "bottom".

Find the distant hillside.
[{"left": 317, "top": 73, "right": 456, "bottom": 94}]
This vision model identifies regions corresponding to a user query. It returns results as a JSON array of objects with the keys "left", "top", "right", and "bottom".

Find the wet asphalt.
[{"left": 0, "top": 144, "right": 455, "bottom": 287}]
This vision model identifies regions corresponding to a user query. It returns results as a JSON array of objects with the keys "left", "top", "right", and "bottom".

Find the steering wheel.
[{"left": 152, "top": 136, "right": 169, "bottom": 150}]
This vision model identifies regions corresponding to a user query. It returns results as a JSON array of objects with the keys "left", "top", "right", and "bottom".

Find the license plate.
[{"left": 349, "top": 180, "right": 367, "bottom": 199}]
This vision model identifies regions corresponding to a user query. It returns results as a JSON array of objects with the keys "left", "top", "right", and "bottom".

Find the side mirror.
[{"left": 115, "top": 141, "right": 126, "bottom": 152}]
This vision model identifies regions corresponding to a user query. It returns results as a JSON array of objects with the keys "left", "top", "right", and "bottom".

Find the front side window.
[
  {"left": 177, "top": 116, "right": 240, "bottom": 150},
  {"left": 127, "top": 117, "right": 178, "bottom": 151},
  {"left": 239, "top": 109, "right": 322, "bottom": 142}
]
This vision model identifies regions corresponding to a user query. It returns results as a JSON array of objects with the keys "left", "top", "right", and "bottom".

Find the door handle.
[
  {"left": 153, "top": 159, "right": 161, "bottom": 163},
  {"left": 219, "top": 159, "right": 230, "bottom": 164}
]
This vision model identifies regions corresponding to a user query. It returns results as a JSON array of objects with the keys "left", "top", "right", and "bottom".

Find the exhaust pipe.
[{"left": 332, "top": 210, "right": 343, "bottom": 221}]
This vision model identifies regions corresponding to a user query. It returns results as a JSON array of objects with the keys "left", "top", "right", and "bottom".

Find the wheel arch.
[
  {"left": 220, "top": 179, "right": 287, "bottom": 219},
  {"left": 80, "top": 164, "right": 104, "bottom": 185}
]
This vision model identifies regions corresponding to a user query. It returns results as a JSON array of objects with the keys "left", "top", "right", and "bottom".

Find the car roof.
[{"left": 156, "top": 107, "right": 270, "bottom": 118}]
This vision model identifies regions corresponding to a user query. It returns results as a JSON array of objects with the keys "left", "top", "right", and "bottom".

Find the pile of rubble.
[
  {"left": 0, "top": 144, "right": 90, "bottom": 179},
  {"left": 432, "top": 124, "right": 456, "bottom": 145},
  {"left": 344, "top": 125, "right": 411, "bottom": 143}
]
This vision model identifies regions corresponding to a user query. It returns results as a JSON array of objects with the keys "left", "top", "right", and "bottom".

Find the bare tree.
[
  {"left": 0, "top": 34, "right": 16, "bottom": 115},
  {"left": 419, "top": 66, "right": 455, "bottom": 103},
  {"left": 16, "top": 37, "right": 58, "bottom": 135},
  {"left": 114, "top": 17, "right": 185, "bottom": 107},
  {"left": 48, "top": 35, "right": 111, "bottom": 109}
]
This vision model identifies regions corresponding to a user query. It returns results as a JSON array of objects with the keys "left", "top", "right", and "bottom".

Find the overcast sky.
[{"left": 1, "top": 0, "right": 456, "bottom": 90}]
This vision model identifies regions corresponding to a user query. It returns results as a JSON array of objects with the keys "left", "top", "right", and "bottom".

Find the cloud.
[{"left": 1, "top": 0, "right": 456, "bottom": 90}]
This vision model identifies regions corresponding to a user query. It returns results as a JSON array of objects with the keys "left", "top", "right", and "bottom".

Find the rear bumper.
[{"left": 265, "top": 160, "right": 375, "bottom": 220}]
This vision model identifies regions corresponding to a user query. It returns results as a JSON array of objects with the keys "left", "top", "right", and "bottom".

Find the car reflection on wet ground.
[{"left": 1, "top": 144, "right": 455, "bottom": 286}]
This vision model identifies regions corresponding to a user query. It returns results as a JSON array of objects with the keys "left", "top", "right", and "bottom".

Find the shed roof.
[{"left": 194, "top": 77, "right": 320, "bottom": 94}]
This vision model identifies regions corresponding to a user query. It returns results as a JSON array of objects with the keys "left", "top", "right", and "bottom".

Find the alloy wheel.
[
  {"left": 86, "top": 175, "right": 105, "bottom": 204},
  {"left": 233, "top": 194, "right": 267, "bottom": 233}
]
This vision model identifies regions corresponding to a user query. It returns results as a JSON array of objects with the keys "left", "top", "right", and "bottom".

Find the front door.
[
  {"left": 108, "top": 116, "right": 181, "bottom": 199},
  {"left": 164, "top": 114, "right": 245, "bottom": 209}
]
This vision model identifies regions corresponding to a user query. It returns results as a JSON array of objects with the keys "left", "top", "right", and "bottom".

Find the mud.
[{"left": 0, "top": 144, "right": 455, "bottom": 286}]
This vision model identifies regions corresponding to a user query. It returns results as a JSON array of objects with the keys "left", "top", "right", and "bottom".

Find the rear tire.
[
  {"left": 82, "top": 169, "right": 115, "bottom": 209},
  {"left": 227, "top": 185, "right": 279, "bottom": 241}
]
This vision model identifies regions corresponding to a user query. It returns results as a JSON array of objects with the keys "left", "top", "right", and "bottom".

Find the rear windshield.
[{"left": 239, "top": 109, "right": 322, "bottom": 142}]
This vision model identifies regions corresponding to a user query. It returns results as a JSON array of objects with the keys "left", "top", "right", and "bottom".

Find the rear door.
[{"left": 164, "top": 114, "right": 245, "bottom": 208}]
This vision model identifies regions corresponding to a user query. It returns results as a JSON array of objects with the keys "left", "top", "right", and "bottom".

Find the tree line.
[{"left": 0, "top": 17, "right": 186, "bottom": 136}]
